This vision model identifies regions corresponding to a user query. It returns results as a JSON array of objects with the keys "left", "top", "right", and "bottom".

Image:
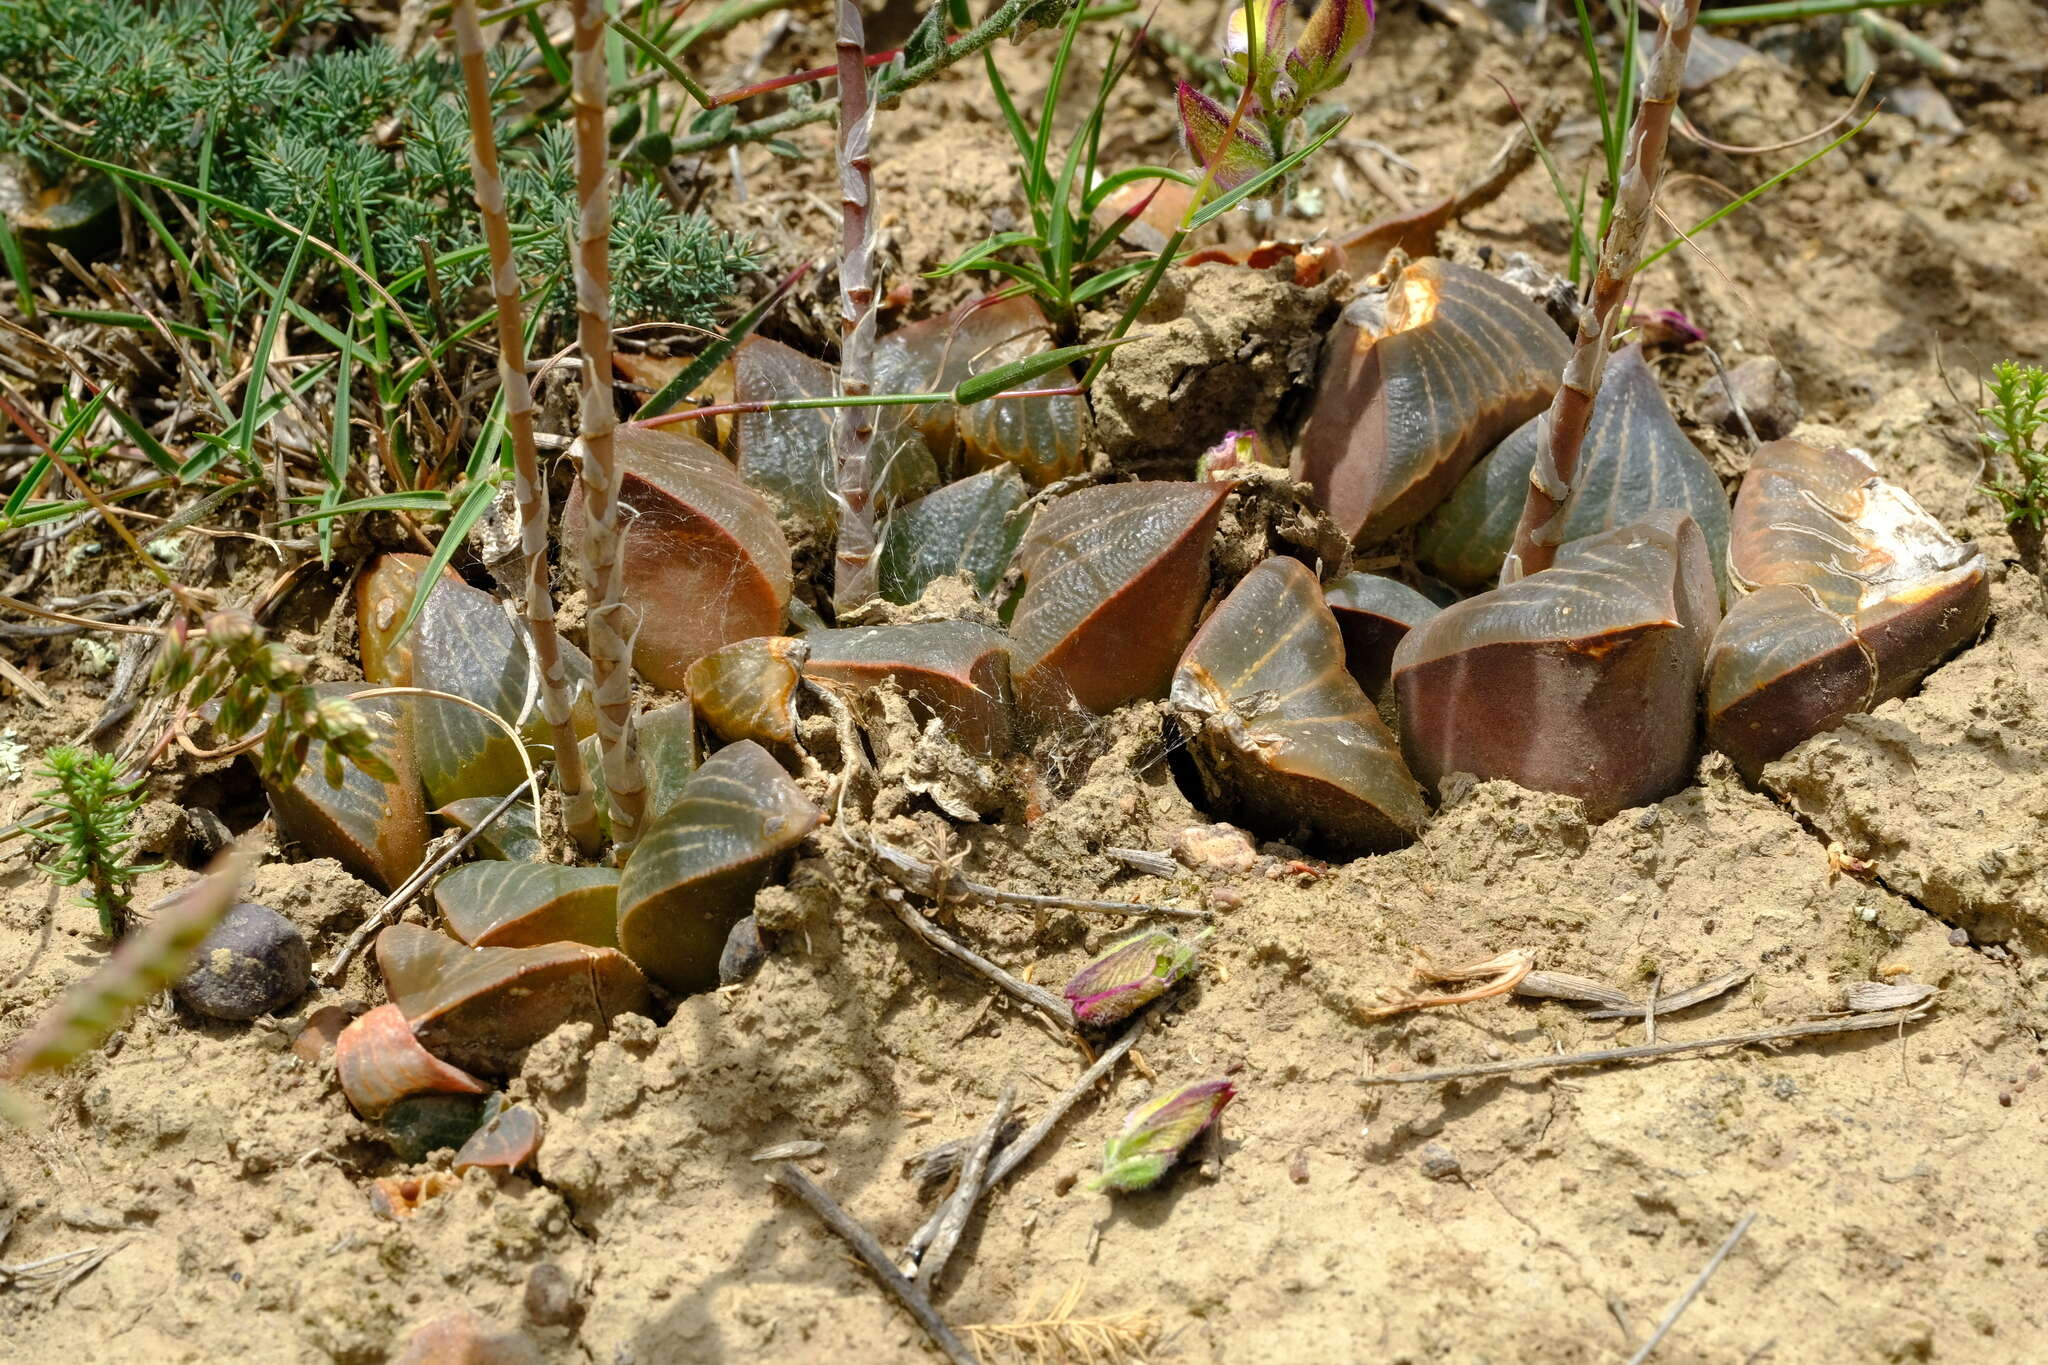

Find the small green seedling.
[
  {"left": 33, "top": 746, "right": 143, "bottom": 939},
  {"left": 1978, "top": 360, "right": 2048, "bottom": 530}
]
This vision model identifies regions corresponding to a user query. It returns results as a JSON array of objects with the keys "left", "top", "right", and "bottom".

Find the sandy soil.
[{"left": 4, "top": 1, "right": 2047, "bottom": 1362}]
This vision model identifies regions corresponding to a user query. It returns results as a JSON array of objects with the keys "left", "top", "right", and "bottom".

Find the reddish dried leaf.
[
  {"left": 454, "top": 1100, "right": 543, "bottom": 1174},
  {"left": 1392, "top": 511, "right": 1721, "bottom": 820},
  {"left": 1174, "top": 557, "right": 1428, "bottom": 853},
  {"left": 1296, "top": 257, "right": 1569, "bottom": 542},
  {"left": 335, "top": 1003, "right": 488, "bottom": 1118},
  {"left": 1010, "top": 481, "right": 1232, "bottom": 720}
]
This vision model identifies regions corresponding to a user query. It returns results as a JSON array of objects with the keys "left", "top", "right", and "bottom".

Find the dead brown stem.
[
  {"left": 831, "top": 0, "right": 879, "bottom": 611},
  {"left": 567, "top": 0, "right": 649, "bottom": 852},
  {"left": 452, "top": 0, "right": 597, "bottom": 853},
  {"left": 1503, "top": 0, "right": 1702, "bottom": 581}
]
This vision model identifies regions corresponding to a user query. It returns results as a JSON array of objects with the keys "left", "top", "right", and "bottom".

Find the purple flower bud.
[
  {"left": 1177, "top": 82, "right": 1276, "bottom": 194},
  {"left": 1062, "top": 927, "right": 1203, "bottom": 1028},
  {"left": 1090, "top": 1077, "right": 1237, "bottom": 1193},
  {"left": 1197, "top": 429, "right": 1277, "bottom": 481},
  {"left": 1285, "top": 0, "right": 1375, "bottom": 99}
]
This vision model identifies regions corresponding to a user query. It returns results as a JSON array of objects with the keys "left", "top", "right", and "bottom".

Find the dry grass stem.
[{"left": 965, "top": 1280, "right": 1161, "bottom": 1365}]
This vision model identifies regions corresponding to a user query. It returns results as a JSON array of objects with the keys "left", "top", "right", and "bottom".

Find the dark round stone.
[
  {"left": 173, "top": 903, "right": 312, "bottom": 1021},
  {"left": 523, "top": 1262, "right": 583, "bottom": 1326},
  {"left": 718, "top": 915, "right": 767, "bottom": 986}
]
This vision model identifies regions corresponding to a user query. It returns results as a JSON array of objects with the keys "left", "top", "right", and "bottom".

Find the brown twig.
[
  {"left": 1503, "top": 0, "right": 1702, "bottom": 581},
  {"left": 902, "top": 1002, "right": 1164, "bottom": 1275},
  {"left": 830, "top": 0, "right": 879, "bottom": 611},
  {"left": 315, "top": 774, "right": 538, "bottom": 984},
  {"left": 768, "top": 1163, "right": 981, "bottom": 1365},
  {"left": 918, "top": 1080, "right": 1018, "bottom": 1293},
  {"left": 566, "top": 0, "right": 649, "bottom": 852},
  {"left": 1624, "top": 1211, "right": 1758, "bottom": 1364},
  {"left": 870, "top": 839, "right": 1211, "bottom": 922},
  {"left": 452, "top": 0, "right": 597, "bottom": 853},
  {"left": 1360, "top": 948, "right": 1535, "bottom": 1020},
  {"left": 1359, "top": 1003, "right": 1934, "bottom": 1086},
  {"left": 881, "top": 888, "right": 1075, "bottom": 1031}
]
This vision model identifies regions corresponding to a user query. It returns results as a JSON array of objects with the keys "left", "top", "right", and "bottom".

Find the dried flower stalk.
[
  {"left": 567, "top": 0, "right": 649, "bottom": 850},
  {"left": 830, "top": 0, "right": 880, "bottom": 610},
  {"left": 452, "top": 0, "right": 598, "bottom": 852},
  {"left": 1503, "top": 0, "right": 1702, "bottom": 581}
]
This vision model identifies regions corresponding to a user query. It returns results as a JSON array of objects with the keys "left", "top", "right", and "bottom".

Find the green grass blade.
[
  {"left": 638, "top": 267, "right": 805, "bottom": 419},
  {"left": 1188, "top": 115, "right": 1349, "bottom": 228},
  {"left": 0, "top": 212, "right": 34, "bottom": 321},
  {"left": 610, "top": 14, "right": 715, "bottom": 108},
  {"left": 230, "top": 230, "right": 311, "bottom": 483},
  {"left": 391, "top": 476, "right": 502, "bottom": 646}
]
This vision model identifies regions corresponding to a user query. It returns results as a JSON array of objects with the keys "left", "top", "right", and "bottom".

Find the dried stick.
[
  {"left": 902, "top": 1002, "right": 1163, "bottom": 1274},
  {"left": 567, "top": 0, "right": 649, "bottom": 851},
  {"left": 830, "top": 0, "right": 879, "bottom": 611},
  {"left": 870, "top": 839, "right": 1211, "bottom": 922},
  {"left": 452, "top": 0, "right": 596, "bottom": 853},
  {"left": 316, "top": 774, "right": 538, "bottom": 984},
  {"left": 1502, "top": 0, "right": 1702, "bottom": 581},
  {"left": 1624, "top": 1210, "right": 1757, "bottom": 1364},
  {"left": 1358, "top": 1003, "right": 1932, "bottom": 1086},
  {"left": 881, "top": 889, "right": 1076, "bottom": 1031},
  {"left": 769, "top": 1163, "right": 981, "bottom": 1365},
  {"left": 918, "top": 1080, "right": 1018, "bottom": 1293}
]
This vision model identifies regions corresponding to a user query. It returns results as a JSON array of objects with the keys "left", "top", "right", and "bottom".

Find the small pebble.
[
  {"left": 718, "top": 915, "right": 768, "bottom": 985},
  {"left": 1418, "top": 1143, "right": 1462, "bottom": 1181},
  {"left": 1695, "top": 357, "right": 1802, "bottom": 441},
  {"left": 523, "top": 1263, "right": 583, "bottom": 1327},
  {"left": 174, "top": 903, "right": 311, "bottom": 1021}
]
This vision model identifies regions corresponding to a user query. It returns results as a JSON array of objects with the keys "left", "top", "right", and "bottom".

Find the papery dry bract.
[
  {"left": 435, "top": 862, "right": 621, "bottom": 949},
  {"left": 1296, "top": 257, "right": 1570, "bottom": 542},
  {"left": 685, "top": 637, "right": 807, "bottom": 748},
  {"left": 375, "top": 924, "right": 650, "bottom": 1073},
  {"left": 1174, "top": 557, "right": 1428, "bottom": 854},
  {"left": 1418, "top": 344, "right": 1729, "bottom": 595},
  {"left": 335, "top": 1002, "right": 488, "bottom": 1119},
  {"left": 266, "top": 689, "right": 425, "bottom": 893},
  {"left": 615, "top": 741, "right": 823, "bottom": 994},
  {"left": 561, "top": 426, "right": 792, "bottom": 689},
  {"left": 1392, "top": 511, "right": 1721, "bottom": 821},
  {"left": 876, "top": 466, "right": 1032, "bottom": 604},
  {"left": 802, "top": 622, "right": 1015, "bottom": 757},
  {"left": 1010, "top": 481, "right": 1231, "bottom": 720},
  {"left": 1091, "top": 1077, "right": 1236, "bottom": 1193},
  {"left": 579, "top": 699, "right": 698, "bottom": 825}
]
